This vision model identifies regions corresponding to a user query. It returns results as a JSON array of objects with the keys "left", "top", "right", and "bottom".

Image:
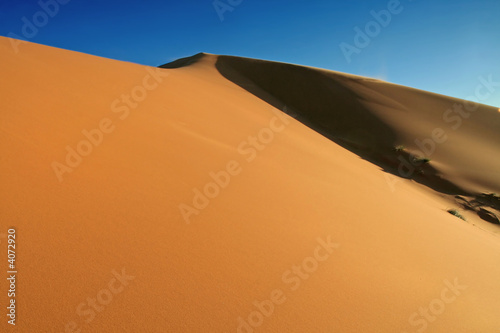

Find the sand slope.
[{"left": 1, "top": 37, "right": 500, "bottom": 332}]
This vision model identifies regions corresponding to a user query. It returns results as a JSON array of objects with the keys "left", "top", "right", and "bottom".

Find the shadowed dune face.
[
  {"left": 212, "top": 54, "right": 500, "bottom": 197},
  {"left": 214, "top": 55, "right": 397, "bottom": 154},
  {"left": 2, "top": 38, "right": 500, "bottom": 332}
]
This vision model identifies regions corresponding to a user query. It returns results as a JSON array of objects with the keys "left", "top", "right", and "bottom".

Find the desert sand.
[{"left": 1, "top": 37, "right": 499, "bottom": 332}]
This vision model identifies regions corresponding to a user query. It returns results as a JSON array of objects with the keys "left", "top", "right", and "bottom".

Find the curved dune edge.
[
  {"left": 210, "top": 54, "right": 500, "bottom": 205},
  {"left": 1, "top": 37, "right": 500, "bottom": 332}
]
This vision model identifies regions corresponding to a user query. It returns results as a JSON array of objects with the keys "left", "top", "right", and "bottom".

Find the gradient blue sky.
[{"left": 1, "top": 0, "right": 499, "bottom": 107}]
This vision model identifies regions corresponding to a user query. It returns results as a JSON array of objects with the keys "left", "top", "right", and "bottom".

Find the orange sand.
[{"left": 0, "top": 37, "right": 499, "bottom": 332}]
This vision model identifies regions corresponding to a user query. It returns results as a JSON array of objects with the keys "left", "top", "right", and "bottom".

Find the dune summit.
[{"left": 1, "top": 37, "right": 500, "bottom": 332}]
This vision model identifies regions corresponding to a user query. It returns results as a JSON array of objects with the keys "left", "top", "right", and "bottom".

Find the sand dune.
[{"left": 1, "top": 37, "right": 500, "bottom": 332}]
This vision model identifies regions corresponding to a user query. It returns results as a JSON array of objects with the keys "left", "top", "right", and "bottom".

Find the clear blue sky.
[{"left": 1, "top": 0, "right": 499, "bottom": 107}]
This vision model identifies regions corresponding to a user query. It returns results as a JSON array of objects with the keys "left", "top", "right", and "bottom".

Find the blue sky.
[{"left": 1, "top": 0, "right": 499, "bottom": 107}]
